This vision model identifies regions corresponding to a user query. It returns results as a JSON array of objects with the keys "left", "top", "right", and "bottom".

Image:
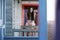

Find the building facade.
[
  {"left": 4, "top": 0, "right": 39, "bottom": 37},
  {"left": 0, "top": 0, "right": 49, "bottom": 40}
]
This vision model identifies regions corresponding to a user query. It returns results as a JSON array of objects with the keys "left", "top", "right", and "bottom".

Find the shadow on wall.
[{"left": 48, "top": 21, "right": 55, "bottom": 40}]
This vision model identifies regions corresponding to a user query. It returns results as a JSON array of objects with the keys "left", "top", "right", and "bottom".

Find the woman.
[{"left": 26, "top": 7, "right": 36, "bottom": 26}]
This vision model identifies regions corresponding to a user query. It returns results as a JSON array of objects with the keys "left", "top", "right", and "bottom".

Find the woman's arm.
[{"left": 34, "top": 12, "right": 36, "bottom": 19}]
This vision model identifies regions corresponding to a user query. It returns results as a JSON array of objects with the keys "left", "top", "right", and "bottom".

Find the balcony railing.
[
  {"left": 4, "top": 26, "right": 39, "bottom": 40},
  {"left": 13, "top": 29, "right": 39, "bottom": 37},
  {"left": 12, "top": 26, "right": 39, "bottom": 37},
  {"left": 5, "top": 29, "right": 39, "bottom": 40}
]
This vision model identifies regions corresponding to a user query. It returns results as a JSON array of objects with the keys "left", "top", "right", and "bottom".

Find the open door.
[
  {"left": 22, "top": 4, "right": 39, "bottom": 26},
  {"left": 24, "top": 6, "right": 38, "bottom": 26}
]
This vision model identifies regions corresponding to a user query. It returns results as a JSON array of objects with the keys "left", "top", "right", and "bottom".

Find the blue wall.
[
  {"left": 39, "top": 0, "right": 47, "bottom": 40},
  {"left": 56, "top": 0, "right": 60, "bottom": 40}
]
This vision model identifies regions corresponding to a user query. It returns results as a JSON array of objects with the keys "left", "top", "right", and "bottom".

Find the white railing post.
[{"left": 24, "top": 32, "right": 27, "bottom": 37}]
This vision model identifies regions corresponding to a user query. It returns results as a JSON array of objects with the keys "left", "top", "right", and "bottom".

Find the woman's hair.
[{"left": 28, "top": 7, "right": 34, "bottom": 13}]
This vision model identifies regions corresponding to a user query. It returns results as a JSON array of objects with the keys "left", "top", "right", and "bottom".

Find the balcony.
[
  {"left": 4, "top": 26, "right": 39, "bottom": 40},
  {"left": 4, "top": 29, "right": 39, "bottom": 40}
]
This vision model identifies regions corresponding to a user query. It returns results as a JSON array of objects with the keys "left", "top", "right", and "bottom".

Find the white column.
[{"left": 12, "top": 0, "right": 22, "bottom": 29}]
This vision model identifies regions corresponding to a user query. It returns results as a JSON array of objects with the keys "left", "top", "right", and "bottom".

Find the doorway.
[
  {"left": 22, "top": 4, "right": 39, "bottom": 26},
  {"left": 24, "top": 6, "right": 38, "bottom": 26}
]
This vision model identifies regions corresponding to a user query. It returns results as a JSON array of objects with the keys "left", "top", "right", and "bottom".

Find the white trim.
[
  {"left": 22, "top": 1, "right": 38, "bottom": 4},
  {"left": 2, "top": 0, "right": 4, "bottom": 40},
  {"left": 5, "top": 0, "right": 6, "bottom": 35},
  {"left": 2, "top": 0, "right": 3, "bottom": 26},
  {"left": 5, "top": 0, "right": 6, "bottom": 25}
]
